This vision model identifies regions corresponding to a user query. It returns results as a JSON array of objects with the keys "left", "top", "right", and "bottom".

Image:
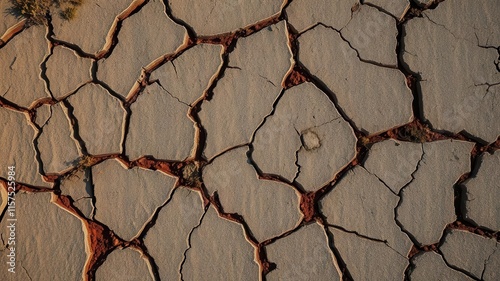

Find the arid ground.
[{"left": 0, "top": 0, "right": 499, "bottom": 280}]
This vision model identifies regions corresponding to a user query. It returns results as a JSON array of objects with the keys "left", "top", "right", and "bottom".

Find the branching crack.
[
  {"left": 394, "top": 143, "right": 425, "bottom": 246},
  {"left": 303, "top": 22, "right": 397, "bottom": 69}
]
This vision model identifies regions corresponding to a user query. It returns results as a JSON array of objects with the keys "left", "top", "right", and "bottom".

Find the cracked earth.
[{"left": 0, "top": 0, "right": 499, "bottom": 280}]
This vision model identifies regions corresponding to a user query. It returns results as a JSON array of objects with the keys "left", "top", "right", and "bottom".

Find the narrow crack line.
[
  {"left": 136, "top": 186, "right": 177, "bottom": 240},
  {"left": 394, "top": 144, "right": 425, "bottom": 246},
  {"left": 210, "top": 192, "right": 260, "bottom": 247},
  {"left": 246, "top": 88, "right": 306, "bottom": 190},
  {"left": 422, "top": 13, "right": 461, "bottom": 42},
  {"left": 258, "top": 74, "right": 277, "bottom": 87},
  {"left": 474, "top": 81, "right": 500, "bottom": 99},
  {"left": 248, "top": 88, "right": 286, "bottom": 145},
  {"left": 56, "top": 82, "right": 90, "bottom": 102},
  {"left": 179, "top": 205, "right": 209, "bottom": 281},
  {"left": 326, "top": 224, "right": 388, "bottom": 244},
  {"left": 311, "top": 117, "right": 342, "bottom": 129},
  {"left": 22, "top": 265, "right": 33, "bottom": 281},
  {"left": 170, "top": 60, "right": 178, "bottom": 77},
  {"left": 39, "top": 105, "right": 53, "bottom": 129},
  {"left": 2, "top": 86, "right": 11, "bottom": 98},
  {"left": 206, "top": 143, "right": 249, "bottom": 164},
  {"left": 323, "top": 226, "right": 354, "bottom": 281},
  {"left": 73, "top": 196, "right": 93, "bottom": 202},
  {"left": 286, "top": 23, "right": 362, "bottom": 135},
  {"left": 292, "top": 127, "right": 302, "bottom": 183},
  {"left": 474, "top": 32, "right": 500, "bottom": 50},
  {"left": 295, "top": 22, "right": 323, "bottom": 37},
  {"left": 156, "top": 80, "right": 190, "bottom": 106},
  {"left": 360, "top": 165, "right": 398, "bottom": 196}
]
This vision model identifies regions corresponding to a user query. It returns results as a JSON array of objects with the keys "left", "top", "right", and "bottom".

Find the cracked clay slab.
[
  {"left": 51, "top": 0, "right": 133, "bottom": 54},
  {"left": 67, "top": 84, "right": 125, "bottom": 155},
  {"left": 46, "top": 46, "right": 91, "bottom": 99},
  {"left": 60, "top": 169, "right": 94, "bottom": 218},
  {"left": 98, "top": 0, "right": 186, "bottom": 97},
  {"left": 0, "top": 193, "right": 87, "bottom": 281},
  {"left": 38, "top": 103, "right": 81, "bottom": 174},
  {"left": 341, "top": 4, "right": 399, "bottom": 66},
  {"left": 397, "top": 140, "right": 474, "bottom": 246},
  {"left": 181, "top": 206, "right": 259, "bottom": 280},
  {"left": 410, "top": 251, "right": 473, "bottom": 281},
  {"left": 144, "top": 187, "right": 205, "bottom": 280},
  {"left": 92, "top": 159, "right": 176, "bottom": 240},
  {"left": 126, "top": 83, "right": 194, "bottom": 161},
  {"left": 362, "top": 0, "right": 410, "bottom": 19},
  {"left": 330, "top": 228, "right": 408, "bottom": 281},
  {"left": 364, "top": 139, "right": 423, "bottom": 194},
  {"left": 0, "top": 25, "right": 49, "bottom": 108},
  {"left": 402, "top": 0, "right": 500, "bottom": 143},
  {"left": 252, "top": 82, "right": 357, "bottom": 191},
  {"left": 200, "top": 21, "right": 291, "bottom": 159},
  {"left": 95, "top": 248, "right": 153, "bottom": 281},
  {"left": 322, "top": 166, "right": 412, "bottom": 256},
  {"left": 298, "top": 24, "right": 412, "bottom": 133},
  {"left": 440, "top": 229, "right": 499, "bottom": 280},
  {"left": 0, "top": 107, "right": 48, "bottom": 186},
  {"left": 150, "top": 44, "right": 223, "bottom": 105},
  {"left": 465, "top": 150, "right": 500, "bottom": 231},
  {"left": 203, "top": 147, "right": 302, "bottom": 241}
]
